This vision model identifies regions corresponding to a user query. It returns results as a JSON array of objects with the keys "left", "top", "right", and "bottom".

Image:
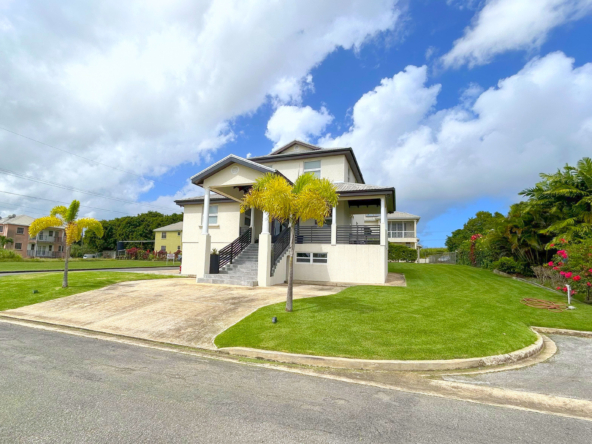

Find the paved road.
[
  {"left": 1, "top": 323, "right": 591, "bottom": 443},
  {"left": 444, "top": 334, "right": 592, "bottom": 401}
]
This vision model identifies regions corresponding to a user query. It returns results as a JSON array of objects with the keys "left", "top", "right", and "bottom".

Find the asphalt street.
[{"left": 1, "top": 322, "right": 591, "bottom": 443}]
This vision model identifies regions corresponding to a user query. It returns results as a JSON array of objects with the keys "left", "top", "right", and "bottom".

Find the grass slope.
[
  {"left": 0, "top": 260, "right": 178, "bottom": 272},
  {"left": 215, "top": 264, "right": 592, "bottom": 360},
  {"left": 0, "top": 272, "right": 176, "bottom": 311}
]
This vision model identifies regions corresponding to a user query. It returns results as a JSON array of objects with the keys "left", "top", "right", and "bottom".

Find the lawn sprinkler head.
[{"left": 272, "top": 316, "right": 277, "bottom": 324}]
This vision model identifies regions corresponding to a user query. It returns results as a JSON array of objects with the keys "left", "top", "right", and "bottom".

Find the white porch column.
[
  {"left": 202, "top": 187, "right": 211, "bottom": 235},
  {"left": 250, "top": 207, "right": 255, "bottom": 244},
  {"left": 331, "top": 205, "right": 337, "bottom": 246},
  {"left": 258, "top": 211, "right": 271, "bottom": 286},
  {"left": 196, "top": 186, "right": 211, "bottom": 279},
  {"left": 380, "top": 196, "right": 387, "bottom": 246}
]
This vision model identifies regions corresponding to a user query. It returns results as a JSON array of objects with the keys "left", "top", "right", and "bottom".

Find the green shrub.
[
  {"left": 388, "top": 244, "right": 417, "bottom": 262},
  {"left": 0, "top": 249, "right": 24, "bottom": 261},
  {"left": 492, "top": 257, "right": 519, "bottom": 274},
  {"left": 70, "top": 244, "right": 97, "bottom": 258}
]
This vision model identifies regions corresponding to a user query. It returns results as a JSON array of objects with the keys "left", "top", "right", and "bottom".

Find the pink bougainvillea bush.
[{"left": 544, "top": 238, "right": 592, "bottom": 302}]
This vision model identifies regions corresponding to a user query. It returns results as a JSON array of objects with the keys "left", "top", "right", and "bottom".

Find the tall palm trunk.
[
  {"left": 63, "top": 244, "right": 70, "bottom": 288},
  {"left": 286, "top": 220, "right": 296, "bottom": 312}
]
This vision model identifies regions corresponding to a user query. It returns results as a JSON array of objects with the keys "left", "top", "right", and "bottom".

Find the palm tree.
[
  {"left": 241, "top": 172, "right": 338, "bottom": 312},
  {"left": 0, "top": 235, "right": 14, "bottom": 249},
  {"left": 29, "top": 200, "right": 104, "bottom": 288}
]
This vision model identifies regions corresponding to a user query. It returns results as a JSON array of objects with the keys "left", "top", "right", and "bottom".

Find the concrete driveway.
[{"left": 1, "top": 279, "right": 340, "bottom": 349}]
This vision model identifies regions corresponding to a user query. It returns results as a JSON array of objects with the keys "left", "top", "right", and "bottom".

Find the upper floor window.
[
  {"left": 303, "top": 160, "right": 321, "bottom": 178},
  {"left": 388, "top": 221, "right": 415, "bottom": 238},
  {"left": 209, "top": 205, "right": 218, "bottom": 225},
  {"left": 49, "top": 230, "right": 54, "bottom": 236},
  {"left": 161, "top": 232, "right": 167, "bottom": 239},
  {"left": 0, "top": 226, "right": 3, "bottom": 232},
  {"left": 244, "top": 212, "right": 251, "bottom": 227},
  {"left": 16, "top": 227, "right": 24, "bottom": 235}
]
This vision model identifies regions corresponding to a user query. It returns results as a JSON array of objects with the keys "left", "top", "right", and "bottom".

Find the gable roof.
[
  {"left": 175, "top": 193, "right": 235, "bottom": 206},
  {"left": 0, "top": 215, "right": 35, "bottom": 226},
  {"left": 153, "top": 221, "right": 183, "bottom": 232},
  {"left": 250, "top": 146, "right": 365, "bottom": 184},
  {"left": 271, "top": 140, "right": 324, "bottom": 155},
  {"left": 190, "top": 154, "right": 277, "bottom": 186}
]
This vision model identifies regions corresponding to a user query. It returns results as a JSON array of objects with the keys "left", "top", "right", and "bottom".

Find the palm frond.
[{"left": 29, "top": 216, "right": 64, "bottom": 238}]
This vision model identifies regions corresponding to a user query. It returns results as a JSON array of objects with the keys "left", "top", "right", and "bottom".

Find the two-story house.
[
  {"left": 153, "top": 221, "right": 183, "bottom": 253},
  {"left": 175, "top": 140, "right": 396, "bottom": 286},
  {"left": 358, "top": 211, "right": 420, "bottom": 249},
  {"left": 0, "top": 214, "right": 66, "bottom": 259}
]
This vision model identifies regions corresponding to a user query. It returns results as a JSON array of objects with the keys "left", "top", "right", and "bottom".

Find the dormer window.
[{"left": 303, "top": 160, "right": 321, "bottom": 178}]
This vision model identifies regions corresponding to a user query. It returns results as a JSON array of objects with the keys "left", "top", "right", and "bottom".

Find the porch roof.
[
  {"left": 190, "top": 154, "right": 277, "bottom": 186},
  {"left": 335, "top": 183, "right": 396, "bottom": 212}
]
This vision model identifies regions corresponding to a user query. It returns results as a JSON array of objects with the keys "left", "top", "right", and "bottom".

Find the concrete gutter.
[{"left": 219, "top": 329, "right": 545, "bottom": 371}]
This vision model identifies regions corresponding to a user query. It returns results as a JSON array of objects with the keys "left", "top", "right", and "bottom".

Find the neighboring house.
[
  {"left": 356, "top": 211, "right": 420, "bottom": 249},
  {"left": 175, "top": 140, "right": 396, "bottom": 286},
  {"left": 153, "top": 221, "right": 183, "bottom": 253},
  {"left": 0, "top": 214, "right": 66, "bottom": 259}
]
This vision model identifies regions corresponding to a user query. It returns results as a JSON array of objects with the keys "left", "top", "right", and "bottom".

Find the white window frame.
[
  {"left": 16, "top": 227, "right": 24, "bottom": 235},
  {"left": 161, "top": 232, "right": 167, "bottom": 239},
  {"left": 303, "top": 160, "right": 321, "bottom": 178},
  {"left": 296, "top": 252, "right": 328, "bottom": 264},
  {"left": 209, "top": 205, "right": 218, "bottom": 225}
]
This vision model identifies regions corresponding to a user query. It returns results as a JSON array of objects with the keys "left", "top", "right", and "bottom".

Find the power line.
[
  {"left": 0, "top": 167, "right": 175, "bottom": 212},
  {"left": 0, "top": 125, "right": 182, "bottom": 188},
  {"left": 0, "top": 199, "right": 53, "bottom": 215},
  {"left": 0, "top": 190, "right": 133, "bottom": 215}
]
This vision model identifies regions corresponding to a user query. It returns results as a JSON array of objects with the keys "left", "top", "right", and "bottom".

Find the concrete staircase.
[{"left": 197, "top": 244, "right": 259, "bottom": 287}]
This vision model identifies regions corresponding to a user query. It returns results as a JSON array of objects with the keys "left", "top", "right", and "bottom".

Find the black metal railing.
[
  {"left": 270, "top": 226, "right": 291, "bottom": 276},
  {"left": 295, "top": 225, "right": 331, "bottom": 244},
  {"left": 336, "top": 225, "right": 380, "bottom": 245},
  {"left": 218, "top": 227, "right": 252, "bottom": 269}
]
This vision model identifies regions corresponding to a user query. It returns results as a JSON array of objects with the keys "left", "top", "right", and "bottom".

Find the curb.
[
  {"left": 0, "top": 266, "right": 178, "bottom": 275},
  {"left": 532, "top": 326, "right": 592, "bottom": 338},
  {"left": 219, "top": 329, "right": 545, "bottom": 371}
]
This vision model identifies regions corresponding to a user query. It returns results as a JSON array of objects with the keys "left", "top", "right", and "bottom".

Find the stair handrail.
[
  {"left": 270, "top": 226, "right": 291, "bottom": 276},
  {"left": 218, "top": 227, "right": 252, "bottom": 270}
]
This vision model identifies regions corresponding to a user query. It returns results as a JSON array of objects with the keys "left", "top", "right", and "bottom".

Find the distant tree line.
[
  {"left": 83, "top": 211, "right": 183, "bottom": 252},
  {"left": 445, "top": 158, "right": 592, "bottom": 275}
]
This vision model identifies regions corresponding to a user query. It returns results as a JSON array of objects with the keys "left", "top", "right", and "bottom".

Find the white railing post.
[
  {"left": 380, "top": 196, "right": 387, "bottom": 246},
  {"left": 202, "top": 187, "right": 210, "bottom": 235},
  {"left": 331, "top": 205, "right": 337, "bottom": 245}
]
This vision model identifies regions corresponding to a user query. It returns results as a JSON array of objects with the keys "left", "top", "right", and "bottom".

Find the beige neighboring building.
[
  {"left": 357, "top": 211, "right": 420, "bottom": 249},
  {"left": 0, "top": 214, "right": 66, "bottom": 259},
  {"left": 153, "top": 221, "right": 183, "bottom": 253},
  {"left": 175, "top": 140, "right": 396, "bottom": 287}
]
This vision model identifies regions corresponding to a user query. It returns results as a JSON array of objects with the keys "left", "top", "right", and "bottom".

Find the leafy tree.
[
  {"left": 445, "top": 211, "right": 505, "bottom": 251},
  {"left": 0, "top": 235, "right": 14, "bottom": 249},
  {"left": 29, "top": 200, "right": 104, "bottom": 288},
  {"left": 84, "top": 211, "right": 183, "bottom": 251},
  {"left": 520, "top": 157, "right": 592, "bottom": 243},
  {"left": 241, "top": 172, "right": 338, "bottom": 312}
]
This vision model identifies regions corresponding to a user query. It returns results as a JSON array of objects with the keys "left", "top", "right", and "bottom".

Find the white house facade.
[
  {"left": 357, "top": 211, "right": 420, "bottom": 249},
  {"left": 175, "top": 141, "right": 396, "bottom": 287}
]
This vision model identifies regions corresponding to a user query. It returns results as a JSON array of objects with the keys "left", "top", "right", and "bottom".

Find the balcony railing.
[
  {"left": 27, "top": 250, "right": 64, "bottom": 259},
  {"left": 387, "top": 231, "right": 416, "bottom": 239},
  {"left": 337, "top": 225, "right": 380, "bottom": 245},
  {"left": 29, "top": 234, "right": 64, "bottom": 242},
  {"left": 295, "top": 225, "right": 331, "bottom": 244}
]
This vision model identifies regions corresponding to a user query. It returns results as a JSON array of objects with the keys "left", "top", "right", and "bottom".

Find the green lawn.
[
  {"left": 0, "top": 272, "right": 177, "bottom": 311},
  {"left": 0, "top": 260, "right": 178, "bottom": 272},
  {"left": 215, "top": 264, "right": 592, "bottom": 361}
]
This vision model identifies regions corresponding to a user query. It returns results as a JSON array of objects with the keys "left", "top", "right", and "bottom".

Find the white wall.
[
  {"left": 293, "top": 243, "right": 387, "bottom": 284},
  {"left": 261, "top": 155, "right": 347, "bottom": 183}
]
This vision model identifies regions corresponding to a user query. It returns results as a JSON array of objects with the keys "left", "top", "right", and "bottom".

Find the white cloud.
[
  {"left": 321, "top": 52, "right": 592, "bottom": 222},
  {"left": 442, "top": 0, "right": 592, "bottom": 68},
  {"left": 266, "top": 105, "right": 334, "bottom": 148},
  {"left": 0, "top": 0, "right": 401, "bottom": 219}
]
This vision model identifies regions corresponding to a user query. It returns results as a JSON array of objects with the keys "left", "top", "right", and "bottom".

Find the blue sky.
[{"left": 2, "top": 0, "right": 592, "bottom": 247}]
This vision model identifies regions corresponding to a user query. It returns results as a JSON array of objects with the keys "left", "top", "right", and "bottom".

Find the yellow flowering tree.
[
  {"left": 241, "top": 173, "right": 338, "bottom": 312},
  {"left": 29, "top": 200, "right": 104, "bottom": 288}
]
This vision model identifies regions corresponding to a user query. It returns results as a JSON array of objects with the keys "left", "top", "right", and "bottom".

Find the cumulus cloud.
[
  {"left": 442, "top": 0, "right": 592, "bottom": 68},
  {"left": 319, "top": 52, "right": 592, "bottom": 222},
  {"left": 0, "top": 0, "right": 400, "bottom": 219},
  {"left": 266, "top": 106, "right": 334, "bottom": 149}
]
